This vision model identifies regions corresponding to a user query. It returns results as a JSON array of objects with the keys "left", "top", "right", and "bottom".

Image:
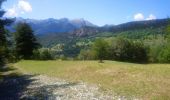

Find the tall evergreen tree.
[
  {"left": 15, "top": 23, "right": 40, "bottom": 59},
  {"left": 0, "top": 0, "right": 10, "bottom": 65}
]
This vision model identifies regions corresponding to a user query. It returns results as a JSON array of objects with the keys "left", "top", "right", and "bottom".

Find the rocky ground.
[{"left": 21, "top": 75, "right": 116, "bottom": 100}]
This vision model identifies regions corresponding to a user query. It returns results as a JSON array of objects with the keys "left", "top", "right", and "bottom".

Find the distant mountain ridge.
[
  {"left": 71, "top": 18, "right": 169, "bottom": 37},
  {"left": 6, "top": 18, "right": 169, "bottom": 37},
  {"left": 110, "top": 18, "right": 169, "bottom": 33},
  {"left": 6, "top": 17, "right": 97, "bottom": 35}
]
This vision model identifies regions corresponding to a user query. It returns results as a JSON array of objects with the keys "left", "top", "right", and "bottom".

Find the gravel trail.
[{"left": 21, "top": 75, "right": 117, "bottom": 100}]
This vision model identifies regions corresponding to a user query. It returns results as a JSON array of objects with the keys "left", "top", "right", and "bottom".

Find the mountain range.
[
  {"left": 6, "top": 17, "right": 169, "bottom": 37},
  {"left": 6, "top": 17, "right": 97, "bottom": 35}
]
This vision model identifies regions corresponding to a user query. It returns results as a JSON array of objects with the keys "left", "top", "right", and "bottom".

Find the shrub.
[
  {"left": 33, "top": 48, "right": 53, "bottom": 60},
  {"left": 158, "top": 46, "right": 170, "bottom": 63},
  {"left": 78, "top": 49, "right": 95, "bottom": 60},
  {"left": 108, "top": 37, "right": 148, "bottom": 63}
]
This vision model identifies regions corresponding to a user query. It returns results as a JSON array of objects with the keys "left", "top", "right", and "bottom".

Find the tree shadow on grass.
[{"left": 0, "top": 66, "right": 36, "bottom": 100}]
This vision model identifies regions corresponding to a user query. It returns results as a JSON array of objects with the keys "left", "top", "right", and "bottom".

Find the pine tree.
[
  {"left": 15, "top": 23, "right": 40, "bottom": 59},
  {"left": 0, "top": 0, "right": 8, "bottom": 65},
  {"left": 0, "top": 22, "right": 7, "bottom": 65}
]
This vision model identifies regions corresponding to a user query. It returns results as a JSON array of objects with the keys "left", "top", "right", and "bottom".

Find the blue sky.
[{"left": 2, "top": 0, "right": 170, "bottom": 26}]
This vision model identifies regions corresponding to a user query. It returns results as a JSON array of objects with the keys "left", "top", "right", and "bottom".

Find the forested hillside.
[
  {"left": 38, "top": 18, "right": 168, "bottom": 46},
  {"left": 35, "top": 18, "right": 169, "bottom": 60}
]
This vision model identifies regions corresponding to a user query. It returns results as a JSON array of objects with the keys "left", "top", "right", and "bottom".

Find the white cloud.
[
  {"left": 5, "top": 6, "right": 18, "bottom": 17},
  {"left": 134, "top": 13, "right": 145, "bottom": 21},
  {"left": 134, "top": 13, "right": 157, "bottom": 21},
  {"left": 146, "top": 14, "right": 156, "bottom": 20},
  {"left": 18, "top": 0, "right": 32, "bottom": 12},
  {"left": 4, "top": 0, "right": 32, "bottom": 17}
]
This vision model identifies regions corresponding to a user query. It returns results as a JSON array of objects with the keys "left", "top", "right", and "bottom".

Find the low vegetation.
[{"left": 15, "top": 60, "right": 170, "bottom": 99}]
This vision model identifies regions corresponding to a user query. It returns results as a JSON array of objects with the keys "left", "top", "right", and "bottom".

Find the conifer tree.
[
  {"left": 15, "top": 23, "right": 40, "bottom": 59},
  {"left": 0, "top": 0, "right": 9, "bottom": 65}
]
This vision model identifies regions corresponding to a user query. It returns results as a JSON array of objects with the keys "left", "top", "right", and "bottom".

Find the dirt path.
[
  {"left": 1, "top": 66, "right": 127, "bottom": 100},
  {"left": 21, "top": 75, "right": 116, "bottom": 100}
]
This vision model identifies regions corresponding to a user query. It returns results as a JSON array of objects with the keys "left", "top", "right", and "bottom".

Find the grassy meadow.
[{"left": 15, "top": 60, "right": 170, "bottom": 99}]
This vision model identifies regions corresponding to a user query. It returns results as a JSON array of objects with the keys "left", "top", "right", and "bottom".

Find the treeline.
[{"left": 78, "top": 38, "right": 148, "bottom": 63}]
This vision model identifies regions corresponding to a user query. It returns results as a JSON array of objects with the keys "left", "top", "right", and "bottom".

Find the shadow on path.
[
  {"left": 0, "top": 66, "right": 78, "bottom": 100},
  {"left": 23, "top": 82, "right": 78, "bottom": 100},
  {"left": 0, "top": 66, "right": 36, "bottom": 100}
]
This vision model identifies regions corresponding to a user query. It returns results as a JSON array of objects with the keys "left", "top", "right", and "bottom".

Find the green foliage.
[
  {"left": 166, "top": 25, "right": 170, "bottom": 35},
  {"left": 130, "top": 41, "right": 148, "bottom": 63},
  {"left": 0, "top": 0, "right": 11, "bottom": 65},
  {"left": 108, "top": 37, "right": 131, "bottom": 61},
  {"left": 0, "top": 46, "right": 7, "bottom": 65},
  {"left": 165, "top": 21, "right": 170, "bottom": 42},
  {"left": 33, "top": 48, "right": 53, "bottom": 60},
  {"left": 39, "top": 49, "right": 53, "bottom": 60},
  {"left": 78, "top": 49, "right": 94, "bottom": 60},
  {"left": 148, "top": 40, "right": 165, "bottom": 63},
  {"left": 158, "top": 46, "right": 170, "bottom": 63},
  {"left": 107, "top": 37, "right": 148, "bottom": 63},
  {"left": 62, "top": 41, "right": 81, "bottom": 58},
  {"left": 59, "top": 55, "right": 67, "bottom": 60},
  {"left": 15, "top": 23, "right": 40, "bottom": 59},
  {"left": 115, "top": 28, "right": 165, "bottom": 40},
  {"left": 32, "top": 49, "right": 40, "bottom": 60},
  {"left": 78, "top": 37, "right": 149, "bottom": 63},
  {"left": 37, "top": 25, "right": 167, "bottom": 59},
  {"left": 155, "top": 19, "right": 170, "bottom": 63},
  {"left": 93, "top": 39, "right": 108, "bottom": 62},
  {"left": 36, "top": 24, "right": 169, "bottom": 63},
  {"left": 155, "top": 22, "right": 170, "bottom": 63}
]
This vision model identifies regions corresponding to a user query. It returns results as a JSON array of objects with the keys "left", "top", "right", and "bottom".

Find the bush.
[
  {"left": 32, "top": 50, "right": 40, "bottom": 60},
  {"left": 33, "top": 48, "right": 53, "bottom": 60},
  {"left": 0, "top": 46, "right": 8, "bottom": 66},
  {"left": 130, "top": 41, "right": 148, "bottom": 63},
  {"left": 108, "top": 37, "right": 131, "bottom": 61},
  {"left": 78, "top": 49, "right": 95, "bottom": 60},
  {"left": 108, "top": 37, "right": 148, "bottom": 63},
  {"left": 40, "top": 49, "right": 53, "bottom": 60},
  {"left": 158, "top": 46, "right": 170, "bottom": 63},
  {"left": 149, "top": 44, "right": 164, "bottom": 63},
  {"left": 60, "top": 55, "right": 67, "bottom": 60}
]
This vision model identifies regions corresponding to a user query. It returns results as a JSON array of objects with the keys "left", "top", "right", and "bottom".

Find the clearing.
[{"left": 13, "top": 60, "right": 170, "bottom": 99}]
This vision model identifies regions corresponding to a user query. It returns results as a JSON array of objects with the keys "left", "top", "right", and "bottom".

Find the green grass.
[{"left": 15, "top": 60, "right": 170, "bottom": 99}]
